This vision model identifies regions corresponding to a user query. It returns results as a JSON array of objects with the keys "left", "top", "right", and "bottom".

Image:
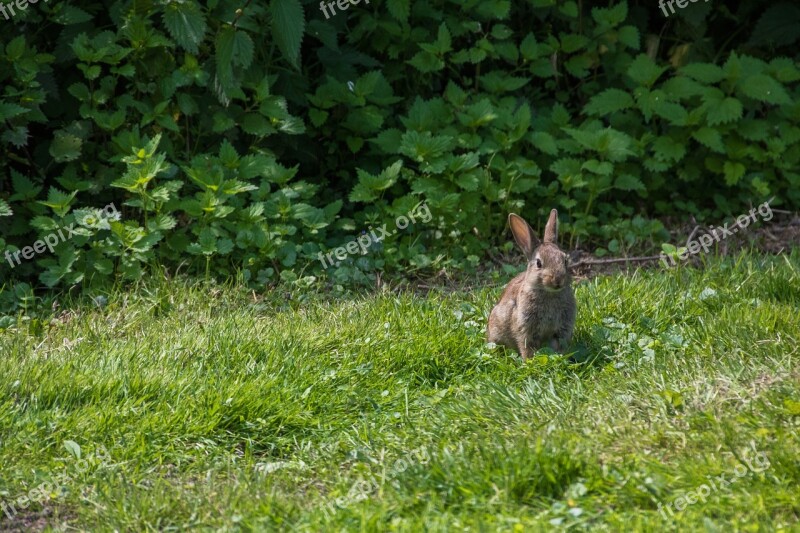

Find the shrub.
[{"left": 1, "top": 0, "right": 798, "bottom": 300}]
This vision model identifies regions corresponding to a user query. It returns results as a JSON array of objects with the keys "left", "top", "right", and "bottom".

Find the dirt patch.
[{"left": 0, "top": 506, "right": 74, "bottom": 532}]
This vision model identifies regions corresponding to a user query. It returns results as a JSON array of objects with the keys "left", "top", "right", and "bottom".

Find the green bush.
[{"left": 1, "top": 0, "right": 798, "bottom": 300}]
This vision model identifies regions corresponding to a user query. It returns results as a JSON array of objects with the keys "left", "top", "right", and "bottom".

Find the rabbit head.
[{"left": 508, "top": 209, "right": 570, "bottom": 292}]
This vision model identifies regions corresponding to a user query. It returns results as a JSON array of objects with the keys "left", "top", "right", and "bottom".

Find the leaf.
[
  {"left": 147, "top": 214, "right": 177, "bottom": 232},
  {"left": 702, "top": 91, "right": 743, "bottom": 126},
  {"left": 231, "top": 30, "right": 254, "bottom": 68},
  {"left": 52, "top": 6, "right": 94, "bottom": 25},
  {"left": 30, "top": 216, "right": 59, "bottom": 231},
  {"left": 11, "top": 170, "right": 42, "bottom": 201},
  {"left": 652, "top": 136, "right": 685, "bottom": 162},
  {"left": 531, "top": 131, "right": 559, "bottom": 155},
  {"left": 653, "top": 98, "right": 689, "bottom": 126},
  {"left": 748, "top": 2, "right": 800, "bottom": 48},
  {"left": 349, "top": 161, "right": 403, "bottom": 203},
  {"left": 192, "top": 228, "right": 217, "bottom": 255},
  {"left": 2, "top": 126, "right": 29, "bottom": 148},
  {"left": 64, "top": 440, "right": 82, "bottom": 459},
  {"left": 239, "top": 154, "right": 276, "bottom": 179},
  {"left": 398, "top": 131, "right": 454, "bottom": 162},
  {"left": 271, "top": 0, "right": 305, "bottom": 69},
  {"left": 408, "top": 51, "right": 444, "bottom": 73},
  {"left": 386, "top": 0, "right": 410, "bottom": 22},
  {"left": 215, "top": 26, "right": 239, "bottom": 105},
  {"left": 680, "top": 63, "right": 725, "bottom": 84},
  {"left": 50, "top": 132, "right": 83, "bottom": 162},
  {"left": 617, "top": 25, "right": 640, "bottom": 49},
  {"left": 163, "top": 1, "right": 207, "bottom": 54},
  {"left": 723, "top": 161, "right": 746, "bottom": 185},
  {"left": 584, "top": 88, "right": 634, "bottom": 116},
  {"left": 582, "top": 160, "right": 613, "bottom": 175},
  {"left": 241, "top": 113, "right": 275, "bottom": 136},
  {"left": 614, "top": 174, "right": 644, "bottom": 192},
  {"left": 739, "top": 74, "right": 792, "bottom": 105},
  {"left": 39, "top": 187, "right": 78, "bottom": 217},
  {"left": 661, "top": 76, "right": 707, "bottom": 99},
  {"left": 0, "top": 199, "right": 12, "bottom": 217},
  {"left": 591, "top": 1, "right": 627, "bottom": 27},
  {"left": 692, "top": 127, "right": 725, "bottom": 153},
  {"left": 627, "top": 54, "right": 666, "bottom": 87},
  {"left": 0, "top": 102, "right": 30, "bottom": 121},
  {"left": 307, "top": 19, "right": 338, "bottom": 51}
]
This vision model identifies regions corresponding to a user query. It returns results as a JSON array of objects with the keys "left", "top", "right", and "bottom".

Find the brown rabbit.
[{"left": 487, "top": 209, "right": 576, "bottom": 360}]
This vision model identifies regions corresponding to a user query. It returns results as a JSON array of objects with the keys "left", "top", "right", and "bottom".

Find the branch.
[{"left": 571, "top": 255, "right": 664, "bottom": 268}]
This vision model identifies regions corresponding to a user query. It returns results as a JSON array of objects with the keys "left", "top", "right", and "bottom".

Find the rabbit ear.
[
  {"left": 509, "top": 214, "right": 539, "bottom": 259},
  {"left": 543, "top": 209, "right": 559, "bottom": 244}
]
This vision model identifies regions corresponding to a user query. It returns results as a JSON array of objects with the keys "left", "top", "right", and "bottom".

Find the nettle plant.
[
  {"left": 0, "top": 0, "right": 341, "bottom": 293},
  {"left": 334, "top": 0, "right": 799, "bottom": 256},
  {"left": 0, "top": 0, "right": 798, "bottom": 299}
]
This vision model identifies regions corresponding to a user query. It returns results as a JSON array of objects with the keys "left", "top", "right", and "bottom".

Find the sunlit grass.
[{"left": 0, "top": 251, "right": 798, "bottom": 531}]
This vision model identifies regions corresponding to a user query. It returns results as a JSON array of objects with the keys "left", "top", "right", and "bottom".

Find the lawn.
[{"left": 1, "top": 252, "right": 799, "bottom": 531}]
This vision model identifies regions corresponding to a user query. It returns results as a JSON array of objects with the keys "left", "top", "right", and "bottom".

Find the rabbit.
[{"left": 486, "top": 209, "right": 576, "bottom": 360}]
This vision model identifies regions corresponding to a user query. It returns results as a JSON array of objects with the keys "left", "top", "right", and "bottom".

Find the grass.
[{"left": 1, "top": 251, "right": 799, "bottom": 531}]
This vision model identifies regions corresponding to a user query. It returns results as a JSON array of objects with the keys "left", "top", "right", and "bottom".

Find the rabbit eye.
[{"left": 535, "top": 258, "right": 542, "bottom": 269}]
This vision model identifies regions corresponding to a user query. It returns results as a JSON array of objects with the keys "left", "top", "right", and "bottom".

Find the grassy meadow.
[{"left": 1, "top": 252, "right": 799, "bottom": 531}]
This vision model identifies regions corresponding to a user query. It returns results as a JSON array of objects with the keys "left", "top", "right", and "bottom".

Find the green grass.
[{"left": 1, "top": 252, "right": 799, "bottom": 531}]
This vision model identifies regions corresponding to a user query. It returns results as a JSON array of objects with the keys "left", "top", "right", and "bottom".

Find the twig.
[
  {"left": 571, "top": 255, "right": 663, "bottom": 267},
  {"left": 232, "top": 0, "right": 253, "bottom": 28}
]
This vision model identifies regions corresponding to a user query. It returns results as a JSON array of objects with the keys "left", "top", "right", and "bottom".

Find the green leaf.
[
  {"left": 692, "top": 127, "right": 725, "bottom": 153},
  {"left": 10, "top": 170, "right": 42, "bottom": 201},
  {"left": 661, "top": 76, "right": 707, "bottom": 99},
  {"left": 0, "top": 103, "right": 30, "bottom": 121},
  {"left": 739, "top": 74, "right": 792, "bottom": 105},
  {"left": 52, "top": 6, "right": 93, "bottom": 25},
  {"left": 0, "top": 199, "right": 12, "bottom": 217},
  {"left": 408, "top": 51, "right": 444, "bottom": 73},
  {"left": 582, "top": 160, "right": 613, "bottom": 175},
  {"left": 30, "top": 216, "right": 59, "bottom": 231},
  {"left": 271, "top": 0, "right": 305, "bottom": 69},
  {"left": 584, "top": 88, "right": 634, "bottom": 116},
  {"left": 146, "top": 214, "right": 176, "bottom": 233},
  {"left": 652, "top": 136, "right": 685, "bottom": 162},
  {"left": 5, "top": 36, "right": 25, "bottom": 60},
  {"left": 614, "top": 174, "right": 644, "bottom": 192},
  {"left": 531, "top": 131, "right": 559, "bottom": 155},
  {"left": 2, "top": 126, "right": 29, "bottom": 148},
  {"left": 241, "top": 113, "right": 275, "bottom": 136},
  {"left": 591, "top": 1, "right": 627, "bottom": 27},
  {"left": 163, "top": 1, "right": 207, "bottom": 54},
  {"left": 50, "top": 132, "right": 83, "bottom": 162},
  {"left": 627, "top": 54, "right": 666, "bottom": 87},
  {"left": 350, "top": 161, "right": 403, "bottom": 203},
  {"left": 239, "top": 154, "right": 276, "bottom": 179},
  {"left": 723, "top": 161, "right": 746, "bottom": 185},
  {"left": 748, "top": 3, "right": 800, "bottom": 48},
  {"left": 680, "top": 63, "right": 725, "bottom": 84},
  {"left": 197, "top": 228, "right": 217, "bottom": 255},
  {"left": 214, "top": 26, "right": 242, "bottom": 105},
  {"left": 520, "top": 33, "right": 541, "bottom": 60},
  {"left": 617, "top": 25, "right": 640, "bottom": 49},
  {"left": 702, "top": 91, "right": 743, "bottom": 126},
  {"left": 63, "top": 440, "right": 82, "bottom": 459},
  {"left": 737, "top": 120, "right": 770, "bottom": 142},
  {"left": 231, "top": 30, "right": 254, "bottom": 68},
  {"left": 653, "top": 97, "right": 689, "bottom": 125},
  {"left": 386, "top": 0, "right": 410, "bottom": 22}
]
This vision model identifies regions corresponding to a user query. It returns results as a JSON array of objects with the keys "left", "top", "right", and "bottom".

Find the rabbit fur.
[{"left": 487, "top": 209, "right": 576, "bottom": 360}]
